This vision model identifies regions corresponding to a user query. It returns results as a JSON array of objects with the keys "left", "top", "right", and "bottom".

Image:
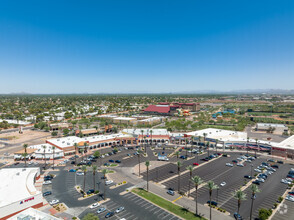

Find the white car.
[
  {"left": 281, "top": 179, "right": 291, "bottom": 184},
  {"left": 115, "top": 206, "right": 125, "bottom": 213},
  {"left": 34, "top": 162, "right": 39, "bottom": 165},
  {"left": 90, "top": 203, "right": 100, "bottom": 209},
  {"left": 105, "top": 180, "right": 114, "bottom": 185},
  {"left": 49, "top": 199, "right": 59, "bottom": 205},
  {"left": 220, "top": 182, "right": 226, "bottom": 187},
  {"left": 237, "top": 158, "right": 243, "bottom": 161},
  {"left": 226, "top": 163, "right": 233, "bottom": 167},
  {"left": 43, "top": 180, "right": 52, "bottom": 185},
  {"left": 237, "top": 163, "right": 244, "bottom": 167},
  {"left": 97, "top": 207, "right": 106, "bottom": 214},
  {"left": 76, "top": 172, "right": 84, "bottom": 176},
  {"left": 257, "top": 178, "right": 265, "bottom": 183},
  {"left": 254, "top": 169, "right": 262, "bottom": 173},
  {"left": 286, "top": 195, "right": 294, "bottom": 202},
  {"left": 28, "top": 162, "right": 33, "bottom": 165}
]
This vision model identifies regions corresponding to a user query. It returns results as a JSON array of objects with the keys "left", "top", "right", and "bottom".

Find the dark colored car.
[
  {"left": 287, "top": 174, "right": 294, "bottom": 179},
  {"left": 87, "top": 189, "right": 94, "bottom": 194},
  {"left": 109, "top": 160, "right": 114, "bottom": 163},
  {"left": 167, "top": 190, "right": 175, "bottom": 196},
  {"left": 222, "top": 154, "right": 228, "bottom": 157},
  {"left": 104, "top": 163, "right": 110, "bottom": 166},
  {"left": 14, "top": 162, "right": 20, "bottom": 165},
  {"left": 43, "top": 191, "right": 52, "bottom": 196},
  {"left": 288, "top": 191, "right": 294, "bottom": 195},
  {"left": 277, "top": 161, "right": 284, "bottom": 164},
  {"left": 202, "top": 158, "right": 209, "bottom": 161},
  {"left": 232, "top": 160, "right": 238, "bottom": 163},
  {"left": 86, "top": 161, "right": 92, "bottom": 166},
  {"left": 180, "top": 155, "right": 187, "bottom": 159},
  {"left": 252, "top": 180, "right": 260, "bottom": 185},
  {"left": 71, "top": 161, "right": 75, "bottom": 164},
  {"left": 105, "top": 212, "right": 115, "bottom": 218},
  {"left": 267, "top": 159, "right": 275, "bottom": 163},
  {"left": 115, "top": 160, "right": 121, "bottom": 163},
  {"left": 234, "top": 212, "right": 243, "bottom": 220},
  {"left": 44, "top": 176, "right": 53, "bottom": 181},
  {"left": 244, "top": 175, "right": 252, "bottom": 179},
  {"left": 271, "top": 165, "right": 279, "bottom": 169},
  {"left": 207, "top": 201, "right": 218, "bottom": 206}
]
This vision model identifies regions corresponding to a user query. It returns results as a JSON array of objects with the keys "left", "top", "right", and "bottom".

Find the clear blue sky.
[{"left": 0, "top": 0, "right": 293, "bottom": 93}]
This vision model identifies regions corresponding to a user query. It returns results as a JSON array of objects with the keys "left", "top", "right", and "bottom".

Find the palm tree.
[
  {"left": 137, "top": 150, "right": 142, "bottom": 177},
  {"left": 249, "top": 184, "right": 261, "bottom": 220},
  {"left": 186, "top": 165, "right": 193, "bottom": 197},
  {"left": 206, "top": 141, "right": 210, "bottom": 157},
  {"left": 215, "top": 139, "right": 218, "bottom": 154},
  {"left": 42, "top": 145, "right": 47, "bottom": 169},
  {"left": 92, "top": 165, "right": 97, "bottom": 192},
  {"left": 81, "top": 165, "right": 87, "bottom": 196},
  {"left": 145, "top": 161, "right": 150, "bottom": 191},
  {"left": 206, "top": 180, "right": 219, "bottom": 220},
  {"left": 177, "top": 161, "right": 182, "bottom": 193},
  {"left": 52, "top": 146, "right": 56, "bottom": 170},
  {"left": 233, "top": 189, "right": 247, "bottom": 215},
  {"left": 83, "top": 142, "right": 88, "bottom": 156},
  {"left": 247, "top": 137, "right": 250, "bottom": 155},
  {"left": 102, "top": 169, "right": 109, "bottom": 200},
  {"left": 191, "top": 176, "right": 204, "bottom": 216},
  {"left": 79, "top": 148, "right": 84, "bottom": 162},
  {"left": 23, "top": 144, "right": 28, "bottom": 167},
  {"left": 150, "top": 130, "right": 153, "bottom": 146},
  {"left": 74, "top": 142, "right": 78, "bottom": 165},
  {"left": 198, "top": 135, "right": 202, "bottom": 149},
  {"left": 175, "top": 151, "right": 180, "bottom": 159}
]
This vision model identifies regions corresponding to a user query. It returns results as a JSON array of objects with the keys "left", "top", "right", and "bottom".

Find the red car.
[{"left": 193, "top": 163, "right": 199, "bottom": 166}]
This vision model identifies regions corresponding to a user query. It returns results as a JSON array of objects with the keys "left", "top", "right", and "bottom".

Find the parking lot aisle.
[
  {"left": 272, "top": 200, "right": 294, "bottom": 220},
  {"left": 220, "top": 163, "right": 291, "bottom": 219},
  {"left": 141, "top": 163, "right": 178, "bottom": 182},
  {"left": 119, "top": 192, "right": 182, "bottom": 220}
]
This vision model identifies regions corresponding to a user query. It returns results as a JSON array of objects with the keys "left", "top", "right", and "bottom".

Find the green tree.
[
  {"left": 206, "top": 180, "right": 219, "bottom": 220},
  {"left": 81, "top": 165, "right": 87, "bottom": 196},
  {"left": 233, "top": 189, "right": 247, "bottom": 215},
  {"left": 101, "top": 169, "right": 109, "bottom": 200},
  {"left": 42, "top": 145, "right": 47, "bottom": 170},
  {"left": 52, "top": 146, "right": 56, "bottom": 170},
  {"left": 92, "top": 165, "right": 97, "bottom": 192},
  {"left": 23, "top": 144, "right": 28, "bottom": 167},
  {"left": 177, "top": 161, "right": 182, "bottom": 193},
  {"left": 250, "top": 184, "right": 261, "bottom": 220},
  {"left": 145, "top": 161, "right": 150, "bottom": 191},
  {"left": 191, "top": 176, "right": 204, "bottom": 216},
  {"left": 186, "top": 165, "right": 193, "bottom": 197},
  {"left": 258, "top": 208, "right": 272, "bottom": 220}
]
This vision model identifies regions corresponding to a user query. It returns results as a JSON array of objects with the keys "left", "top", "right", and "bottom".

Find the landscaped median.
[{"left": 132, "top": 188, "right": 206, "bottom": 220}]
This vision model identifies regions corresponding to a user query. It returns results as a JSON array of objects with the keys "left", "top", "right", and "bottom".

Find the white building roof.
[
  {"left": 257, "top": 123, "right": 287, "bottom": 128},
  {"left": 0, "top": 119, "right": 31, "bottom": 125},
  {"left": 29, "top": 143, "right": 63, "bottom": 154},
  {"left": 272, "top": 135, "right": 294, "bottom": 149},
  {"left": 138, "top": 117, "right": 163, "bottom": 122},
  {"left": 47, "top": 136, "right": 83, "bottom": 148},
  {"left": 81, "top": 133, "right": 131, "bottom": 144},
  {"left": 186, "top": 128, "right": 248, "bottom": 142},
  {"left": 113, "top": 117, "right": 136, "bottom": 121},
  {"left": 0, "top": 168, "right": 40, "bottom": 208},
  {"left": 8, "top": 207, "right": 61, "bottom": 220},
  {"left": 122, "top": 129, "right": 169, "bottom": 136}
]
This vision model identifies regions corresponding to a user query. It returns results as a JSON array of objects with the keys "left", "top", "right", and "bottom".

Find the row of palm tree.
[{"left": 190, "top": 175, "right": 260, "bottom": 220}]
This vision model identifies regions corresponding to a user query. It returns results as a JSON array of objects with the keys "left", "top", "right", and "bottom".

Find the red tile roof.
[{"left": 144, "top": 105, "right": 170, "bottom": 113}]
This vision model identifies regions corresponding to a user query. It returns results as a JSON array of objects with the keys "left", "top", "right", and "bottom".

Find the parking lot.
[{"left": 79, "top": 192, "right": 181, "bottom": 220}]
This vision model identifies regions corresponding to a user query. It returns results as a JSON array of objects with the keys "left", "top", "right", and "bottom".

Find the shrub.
[
  {"left": 278, "top": 196, "right": 283, "bottom": 203},
  {"left": 258, "top": 208, "right": 272, "bottom": 220},
  {"left": 94, "top": 190, "right": 99, "bottom": 194}
]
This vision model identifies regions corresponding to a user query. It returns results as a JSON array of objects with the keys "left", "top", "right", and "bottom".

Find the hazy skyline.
[{"left": 0, "top": 1, "right": 293, "bottom": 94}]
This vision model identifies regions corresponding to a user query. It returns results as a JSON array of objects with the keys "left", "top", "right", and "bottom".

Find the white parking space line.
[
  {"left": 143, "top": 204, "right": 153, "bottom": 209},
  {"left": 140, "top": 202, "right": 151, "bottom": 208},
  {"left": 162, "top": 214, "right": 173, "bottom": 219},
  {"left": 148, "top": 206, "right": 158, "bottom": 211}
]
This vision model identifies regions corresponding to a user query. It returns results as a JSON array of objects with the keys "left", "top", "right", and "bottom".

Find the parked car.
[
  {"left": 285, "top": 195, "right": 294, "bottom": 202},
  {"left": 226, "top": 163, "right": 234, "bottom": 167},
  {"left": 97, "top": 207, "right": 106, "bottom": 214},
  {"left": 105, "top": 180, "right": 113, "bottom": 185},
  {"left": 232, "top": 160, "right": 238, "bottom": 163},
  {"left": 87, "top": 189, "right": 95, "bottom": 195},
  {"left": 257, "top": 178, "right": 265, "bottom": 183},
  {"left": 244, "top": 175, "right": 252, "bottom": 179},
  {"left": 115, "top": 207, "right": 125, "bottom": 213},
  {"left": 207, "top": 201, "right": 218, "bottom": 206},
  {"left": 90, "top": 202, "right": 100, "bottom": 209},
  {"left": 252, "top": 180, "right": 260, "bottom": 185},
  {"left": 115, "top": 160, "right": 121, "bottom": 163},
  {"left": 69, "top": 169, "right": 76, "bottom": 172},
  {"left": 254, "top": 169, "right": 262, "bottom": 173},
  {"left": 277, "top": 161, "right": 284, "bottom": 164},
  {"left": 220, "top": 182, "right": 226, "bottom": 187},
  {"left": 180, "top": 155, "right": 187, "bottom": 159},
  {"left": 104, "top": 163, "right": 110, "bottom": 166},
  {"left": 271, "top": 165, "right": 279, "bottom": 169},
  {"left": 167, "top": 190, "right": 175, "bottom": 196},
  {"left": 105, "top": 212, "right": 115, "bottom": 218},
  {"left": 43, "top": 180, "right": 52, "bottom": 185},
  {"left": 193, "top": 163, "right": 199, "bottom": 166},
  {"left": 281, "top": 179, "right": 292, "bottom": 184},
  {"left": 76, "top": 172, "right": 84, "bottom": 176},
  {"left": 234, "top": 212, "right": 243, "bottom": 220},
  {"left": 237, "top": 163, "right": 244, "bottom": 167},
  {"left": 43, "top": 191, "right": 52, "bottom": 196},
  {"left": 49, "top": 199, "right": 59, "bottom": 205},
  {"left": 109, "top": 159, "right": 114, "bottom": 163}
]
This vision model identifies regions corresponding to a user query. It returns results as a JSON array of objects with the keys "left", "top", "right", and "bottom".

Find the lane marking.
[{"left": 172, "top": 196, "right": 182, "bottom": 203}]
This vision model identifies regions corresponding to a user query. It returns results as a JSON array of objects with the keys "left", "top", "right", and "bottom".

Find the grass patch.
[
  {"left": 110, "top": 163, "right": 118, "bottom": 167},
  {"left": 132, "top": 188, "right": 205, "bottom": 220}
]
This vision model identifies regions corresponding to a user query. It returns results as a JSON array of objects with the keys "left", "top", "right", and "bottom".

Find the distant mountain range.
[{"left": 2, "top": 89, "right": 294, "bottom": 95}]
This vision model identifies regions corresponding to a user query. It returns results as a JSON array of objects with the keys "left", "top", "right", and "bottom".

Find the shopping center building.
[{"left": 0, "top": 168, "right": 42, "bottom": 219}]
